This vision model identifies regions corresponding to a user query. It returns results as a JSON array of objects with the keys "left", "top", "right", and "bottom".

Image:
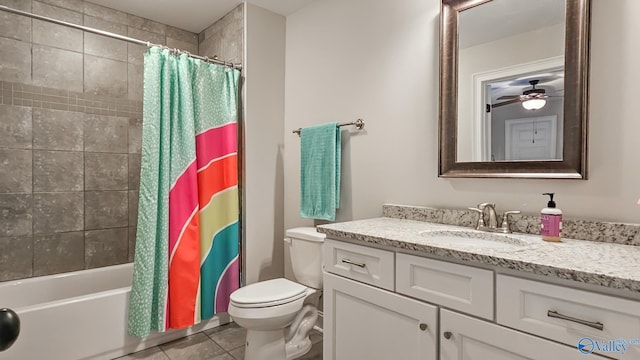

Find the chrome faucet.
[
  {"left": 468, "top": 203, "right": 521, "bottom": 233},
  {"left": 478, "top": 203, "right": 498, "bottom": 228}
]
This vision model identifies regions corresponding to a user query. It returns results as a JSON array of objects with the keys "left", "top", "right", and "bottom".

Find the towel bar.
[{"left": 293, "top": 118, "right": 365, "bottom": 135}]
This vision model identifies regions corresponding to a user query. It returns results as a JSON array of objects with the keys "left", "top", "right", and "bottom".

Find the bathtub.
[{"left": 0, "top": 263, "right": 229, "bottom": 360}]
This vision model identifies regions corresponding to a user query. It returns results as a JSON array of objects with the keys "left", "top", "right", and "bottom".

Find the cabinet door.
[
  {"left": 323, "top": 272, "right": 437, "bottom": 360},
  {"left": 440, "top": 309, "right": 609, "bottom": 360}
]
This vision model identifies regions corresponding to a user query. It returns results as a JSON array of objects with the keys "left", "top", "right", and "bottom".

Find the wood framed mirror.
[{"left": 439, "top": 0, "right": 591, "bottom": 178}]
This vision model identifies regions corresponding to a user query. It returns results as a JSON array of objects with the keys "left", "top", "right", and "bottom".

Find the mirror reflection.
[{"left": 455, "top": 0, "right": 566, "bottom": 162}]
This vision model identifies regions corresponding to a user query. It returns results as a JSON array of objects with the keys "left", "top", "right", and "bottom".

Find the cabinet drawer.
[
  {"left": 497, "top": 275, "right": 640, "bottom": 360},
  {"left": 323, "top": 239, "right": 395, "bottom": 291},
  {"left": 441, "top": 309, "right": 609, "bottom": 360},
  {"left": 396, "top": 253, "right": 494, "bottom": 320}
]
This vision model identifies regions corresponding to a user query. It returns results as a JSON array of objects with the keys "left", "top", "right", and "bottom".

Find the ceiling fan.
[{"left": 491, "top": 80, "right": 560, "bottom": 109}]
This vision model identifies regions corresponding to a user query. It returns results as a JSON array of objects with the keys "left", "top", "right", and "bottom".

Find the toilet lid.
[{"left": 230, "top": 278, "right": 307, "bottom": 308}]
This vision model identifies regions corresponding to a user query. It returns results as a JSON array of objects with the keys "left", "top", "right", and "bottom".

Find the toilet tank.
[{"left": 285, "top": 227, "right": 325, "bottom": 289}]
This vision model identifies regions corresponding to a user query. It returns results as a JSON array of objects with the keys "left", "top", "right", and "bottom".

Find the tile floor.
[{"left": 114, "top": 322, "right": 323, "bottom": 360}]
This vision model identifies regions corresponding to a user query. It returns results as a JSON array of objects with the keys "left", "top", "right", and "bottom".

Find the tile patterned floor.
[{"left": 114, "top": 322, "right": 323, "bottom": 360}]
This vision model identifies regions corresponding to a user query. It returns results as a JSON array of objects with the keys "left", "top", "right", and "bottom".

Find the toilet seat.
[{"left": 230, "top": 278, "right": 307, "bottom": 308}]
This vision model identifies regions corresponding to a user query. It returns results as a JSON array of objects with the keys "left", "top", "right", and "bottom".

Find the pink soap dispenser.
[{"left": 541, "top": 193, "right": 562, "bottom": 242}]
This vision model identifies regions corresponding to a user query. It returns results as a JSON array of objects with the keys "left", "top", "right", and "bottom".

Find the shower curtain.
[{"left": 128, "top": 47, "right": 241, "bottom": 337}]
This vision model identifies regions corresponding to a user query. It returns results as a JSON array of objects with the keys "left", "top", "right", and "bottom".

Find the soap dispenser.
[{"left": 541, "top": 193, "right": 562, "bottom": 242}]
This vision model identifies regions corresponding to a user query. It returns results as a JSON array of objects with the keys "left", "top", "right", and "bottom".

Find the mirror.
[{"left": 439, "top": 0, "right": 591, "bottom": 178}]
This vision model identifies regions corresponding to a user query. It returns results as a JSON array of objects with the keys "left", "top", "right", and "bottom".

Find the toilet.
[{"left": 228, "top": 227, "right": 325, "bottom": 360}]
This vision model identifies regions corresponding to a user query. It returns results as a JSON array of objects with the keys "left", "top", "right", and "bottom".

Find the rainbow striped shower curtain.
[{"left": 128, "top": 47, "right": 240, "bottom": 337}]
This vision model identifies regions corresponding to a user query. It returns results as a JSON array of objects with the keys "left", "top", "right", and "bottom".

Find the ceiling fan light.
[{"left": 522, "top": 98, "right": 546, "bottom": 110}]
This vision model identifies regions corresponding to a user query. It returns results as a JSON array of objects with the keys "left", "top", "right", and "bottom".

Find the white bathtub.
[{"left": 0, "top": 263, "right": 229, "bottom": 360}]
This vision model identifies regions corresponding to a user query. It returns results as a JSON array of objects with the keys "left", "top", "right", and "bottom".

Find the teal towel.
[{"left": 300, "top": 122, "right": 341, "bottom": 221}]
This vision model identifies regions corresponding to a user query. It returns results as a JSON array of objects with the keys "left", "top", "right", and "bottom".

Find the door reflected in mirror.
[
  {"left": 456, "top": 0, "right": 566, "bottom": 162},
  {"left": 482, "top": 68, "right": 564, "bottom": 162}
]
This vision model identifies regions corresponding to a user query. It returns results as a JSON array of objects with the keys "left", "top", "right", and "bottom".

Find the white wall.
[
  {"left": 284, "top": 0, "right": 640, "bottom": 226},
  {"left": 243, "top": 3, "right": 286, "bottom": 283}
]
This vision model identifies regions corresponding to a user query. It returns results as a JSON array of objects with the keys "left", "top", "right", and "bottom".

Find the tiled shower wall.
[
  {"left": 0, "top": 0, "right": 199, "bottom": 281},
  {"left": 199, "top": 4, "right": 244, "bottom": 64}
]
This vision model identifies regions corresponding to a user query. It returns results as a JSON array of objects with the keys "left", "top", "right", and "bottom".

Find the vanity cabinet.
[{"left": 323, "top": 238, "right": 633, "bottom": 360}]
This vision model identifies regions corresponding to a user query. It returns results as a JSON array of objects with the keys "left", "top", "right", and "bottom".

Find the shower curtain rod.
[{"left": 0, "top": 4, "right": 243, "bottom": 71}]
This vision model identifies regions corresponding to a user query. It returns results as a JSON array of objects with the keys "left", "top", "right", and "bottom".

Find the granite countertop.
[{"left": 317, "top": 217, "right": 640, "bottom": 295}]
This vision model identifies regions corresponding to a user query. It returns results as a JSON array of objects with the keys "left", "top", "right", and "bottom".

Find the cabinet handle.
[
  {"left": 547, "top": 310, "right": 604, "bottom": 331},
  {"left": 443, "top": 331, "right": 452, "bottom": 340},
  {"left": 419, "top": 323, "right": 428, "bottom": 331},
  {"left": 341, "top": 258, "right": 366, "bottom": 268}
]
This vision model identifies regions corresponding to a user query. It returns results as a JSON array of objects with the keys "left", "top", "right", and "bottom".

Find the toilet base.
[
  {"left": 285, "top": 337, "right": 312, "bottom": 359},
  {"left": 285, "top": 304, "right": 318, "bottom": 359},
  {"left": 242, "top": 305, "right": 318, "bottom": 360},
  {"left": 243, "top": 329, "right": 314, "bottom": 360},
  {"left": 245, "top": 329, "right": 286, "bottom": 360}
]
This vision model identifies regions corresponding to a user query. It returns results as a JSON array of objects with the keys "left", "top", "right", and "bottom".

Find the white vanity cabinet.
[
  {"left": 323, "top": 239, "right": 437, "bottom": 360},
  {"left": 323, "top": 238, "right": 634, "bottom": 360}
]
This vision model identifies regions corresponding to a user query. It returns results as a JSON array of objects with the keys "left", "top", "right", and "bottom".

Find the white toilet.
[{"left": 228, "top": 227, "right": 325, "bottom": 360}]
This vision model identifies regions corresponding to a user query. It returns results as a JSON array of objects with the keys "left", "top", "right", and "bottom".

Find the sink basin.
[{"left": 418, "top": 230, "right": 531, "bottom": 251}]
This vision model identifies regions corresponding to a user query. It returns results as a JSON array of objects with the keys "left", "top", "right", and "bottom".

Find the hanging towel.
[{"left": 300, "top": 122, "right": 341, "bottom": 221}]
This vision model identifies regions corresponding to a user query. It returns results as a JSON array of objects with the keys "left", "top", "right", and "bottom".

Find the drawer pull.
[
  {"left": 341, "top": 258, "right": 366, "bottom": 268},
  {"left": 443, "top": 331, "right": 452, "bottom": 339},
  {"left": 547, "top": 310, "right": 604, "bottom": 331},
  {"left": 419, "top": 323, "right": 428, "bottom": 331}
]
